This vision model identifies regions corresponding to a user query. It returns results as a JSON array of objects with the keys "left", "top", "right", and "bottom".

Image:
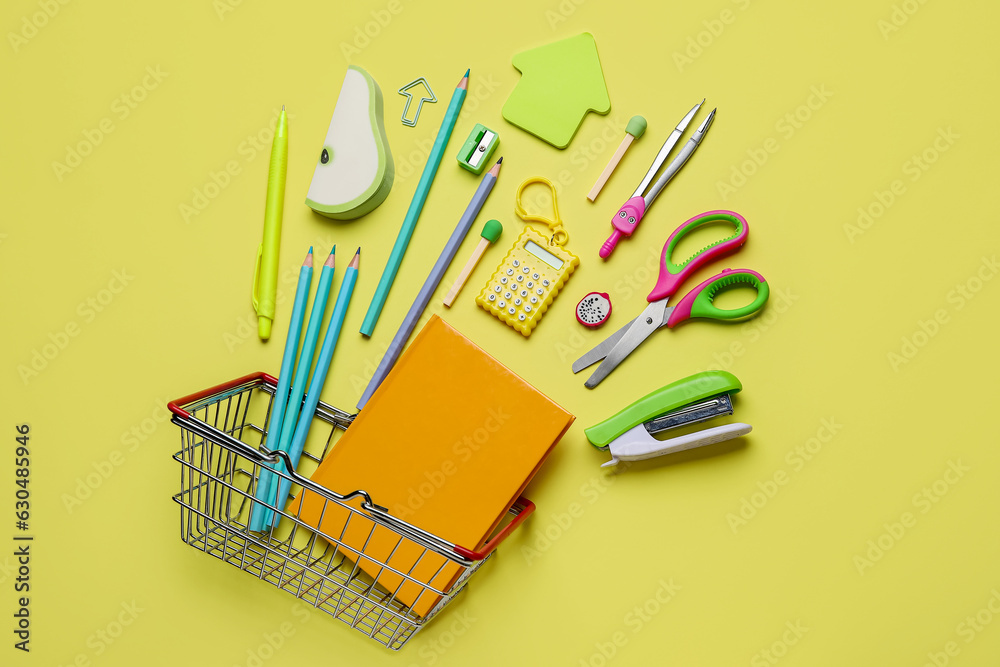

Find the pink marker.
[{"left": 600, "top": 101, "right": 715, "bottom": 259}]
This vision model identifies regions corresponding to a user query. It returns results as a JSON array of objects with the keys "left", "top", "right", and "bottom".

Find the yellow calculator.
[{"left": 476, "top": 226, "right": 580, "bottom": 337}]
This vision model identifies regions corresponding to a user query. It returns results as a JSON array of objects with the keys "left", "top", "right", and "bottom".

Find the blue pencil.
[
  {"left": 359, "top": 69, "right": 469, "bottom": 337},
  {"left": 270, "top": 249, "right": 360, "bottom": 528},
  {"left": 248, "top": 247, "right": 313, "bottom": 531},
  {"left": 357, "top": 158, "right": 502, "bottom": 410},
  {"left": 255, "top": 247, "right": 336, "bottom": 528}
]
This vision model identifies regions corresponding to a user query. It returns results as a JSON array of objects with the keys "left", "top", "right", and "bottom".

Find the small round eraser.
[
  {"left": 481, "top": 219, "right": 503, "bottom": 244},
  {"left": 576, "top": 292, "right": 612, "bottom": 327},
  {"left": 625, "top": 116, "right": 647, "bottom": 139}
]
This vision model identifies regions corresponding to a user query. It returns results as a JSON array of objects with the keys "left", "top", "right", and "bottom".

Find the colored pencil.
[
  {"left": 248, "top": 247, "right": 312, "bottom": 531},
  {"left": 357, "top": 159, "right": 501, "bottom": 410},
  {"left": 255, "top": 247, "right": 336, "bottom": 528},
  {"left": 270, "top": 249, "right": 360, "bottom": 528},
  {"left": 359, "top": 69, "right": 469, "bottom": 337}
]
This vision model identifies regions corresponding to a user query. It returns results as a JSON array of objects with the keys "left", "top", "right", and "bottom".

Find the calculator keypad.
[
  {"left": 487, "top": 262, "right": 556, "bottom": 334},
  {"left": 476, "top": 227, "right": 580, "bottom": 337}
]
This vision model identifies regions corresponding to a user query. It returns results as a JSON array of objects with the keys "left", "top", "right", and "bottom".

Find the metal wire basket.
[{"left": 168, "top": 372, "right": 534, "bottom": 650}]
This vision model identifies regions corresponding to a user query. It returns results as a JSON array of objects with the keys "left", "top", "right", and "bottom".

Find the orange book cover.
[{"left": 290, "top": 315, "right": 574, "bottom": 617}]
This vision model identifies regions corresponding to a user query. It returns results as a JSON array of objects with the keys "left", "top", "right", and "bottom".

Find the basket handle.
[{"left": 452, "top": 497, "right": 535, "bottom": 561}]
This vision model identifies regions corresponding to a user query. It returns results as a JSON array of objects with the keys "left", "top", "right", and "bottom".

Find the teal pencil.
[
  {"left": 248, "top": 247, "right": 313, "bottom": 531},
  {"left": 359, "top": 69, "right": 469, "bottom": 336},
  {"left": 270, "top": 249, "right": 360, "bottom": 528},
  {"left": 257, "top": 247, "right": 336, "bottom": 527}
]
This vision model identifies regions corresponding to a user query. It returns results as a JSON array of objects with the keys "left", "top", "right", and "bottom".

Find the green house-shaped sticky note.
[{"left": 502, "top": 32, "right": 611, "bottom": 149}]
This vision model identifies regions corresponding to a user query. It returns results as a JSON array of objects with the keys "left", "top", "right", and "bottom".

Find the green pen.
[{"left": 252, "top": 106, "right": 288, "bottom": 340}]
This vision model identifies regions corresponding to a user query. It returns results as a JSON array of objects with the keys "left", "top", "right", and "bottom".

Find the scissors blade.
[
  {"left": 584, "top": 300, "right": 669, "bottom": 388},
  {"left": 572, "top": 297, "right": 673, "bottom": 373},
  {"left": 572, "top": 318, "right": 637, "bottom": 373}
]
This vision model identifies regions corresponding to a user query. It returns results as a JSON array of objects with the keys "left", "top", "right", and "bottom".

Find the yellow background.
[{"left": 3, "top": 0, "right": 999, "bottom": 664}]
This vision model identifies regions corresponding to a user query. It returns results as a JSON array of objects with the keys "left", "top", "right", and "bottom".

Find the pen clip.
[{"left": 252, "top": 243, "right": 263, "bottom": 312}]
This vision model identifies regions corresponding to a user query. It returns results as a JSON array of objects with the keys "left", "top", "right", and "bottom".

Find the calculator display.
[{"left": 524, "top": 240, "right": 564, "bottom": 270}]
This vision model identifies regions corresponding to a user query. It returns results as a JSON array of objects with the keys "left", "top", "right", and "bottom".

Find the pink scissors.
[{"left": 573, "top": 210, "right": 769, "bottom": 388}]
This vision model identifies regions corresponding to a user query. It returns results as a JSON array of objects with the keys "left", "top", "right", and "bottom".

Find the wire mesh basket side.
[{"left": 169, "top": 374, "right": 507, "bottom": 649}]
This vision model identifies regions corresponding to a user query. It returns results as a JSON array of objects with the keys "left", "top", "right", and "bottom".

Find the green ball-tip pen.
[{"left": 252, "top": 105, "right": 288, "bottom": 340}]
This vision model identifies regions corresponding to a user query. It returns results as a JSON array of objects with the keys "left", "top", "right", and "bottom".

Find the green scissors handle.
[
  {"left": 665, "top": 268, "right": 769, "bottom": 328},
  {"left": 648, "top": 210, "right": 748, "bottom": 303}
]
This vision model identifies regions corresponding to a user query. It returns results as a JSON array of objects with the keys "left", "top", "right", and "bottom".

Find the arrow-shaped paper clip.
[{"left": 397, "top": 77, "right": 437, "bottom": 127}]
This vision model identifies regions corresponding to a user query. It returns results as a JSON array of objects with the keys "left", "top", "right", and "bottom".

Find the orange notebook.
[{"left": 290, "top": 315, "right": 574, "bottom": 617}]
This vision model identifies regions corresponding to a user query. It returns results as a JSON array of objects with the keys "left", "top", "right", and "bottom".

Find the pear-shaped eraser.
[{"left": 306, "top": 66, "right": 394, "bottom": 220}]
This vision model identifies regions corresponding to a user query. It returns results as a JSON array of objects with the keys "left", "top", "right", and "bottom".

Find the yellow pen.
[{"left": 252, "top": 106, "right": 288, "bottom": 340}]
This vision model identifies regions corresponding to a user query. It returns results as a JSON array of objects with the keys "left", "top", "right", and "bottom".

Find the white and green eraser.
[{"left": 305, "top": 66, "right": 394, "bottom": 220}]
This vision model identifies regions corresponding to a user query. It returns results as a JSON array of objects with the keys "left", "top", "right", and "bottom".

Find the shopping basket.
[{"left": 168, "top": 371, "right": 534, "bottom": 650}]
